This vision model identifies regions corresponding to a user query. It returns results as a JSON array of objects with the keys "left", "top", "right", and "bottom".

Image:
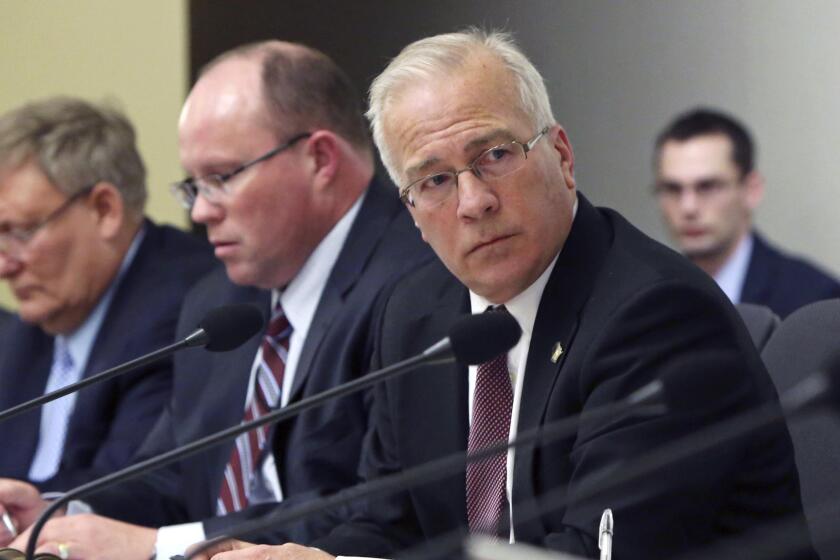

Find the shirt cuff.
[
  {"left": 39, "top": 494, "right": 92, "bottom": 516},
  {"left": 156, "top": 522, "right": 206, "bottom": 560}
]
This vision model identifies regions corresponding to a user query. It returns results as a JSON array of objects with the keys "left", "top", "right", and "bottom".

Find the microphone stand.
[
  {"left": 25, "top": 350, "right": 455, "bottom": 560},
  {"left": 185, "top": 398, "right": 666, "bottom": 559},
  {"left": 400, "top": 381, "right": 823, "bottom": 560},
  {"left": 0, "top": 339, "right": 192, "bottom": 424}
]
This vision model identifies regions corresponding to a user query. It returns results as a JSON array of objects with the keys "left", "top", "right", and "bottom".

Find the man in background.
[
  {"left": 653, "top": 108, "right": 840, "bottom": 317},
  {"left": 1, "top": 41, "right": 429, "bottom": 560},
  {"left": 0, "top": 97, "right": 215, "bottom": 490}
]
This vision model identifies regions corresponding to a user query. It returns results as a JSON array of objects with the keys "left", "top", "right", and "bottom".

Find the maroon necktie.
[
  {"left": 217, "top": 305, "right": 291, "bottom": 514},
  {"left": 466, "top": 311, "right": 514, "bottom": 535}
]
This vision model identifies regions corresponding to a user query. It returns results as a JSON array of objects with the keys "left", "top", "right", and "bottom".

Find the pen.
[
  {"left": 598, "top": 508, "right": 613, "bottom": 560},
  {"left": 1, "top": 511, "right": 17, "bottom": 538}
]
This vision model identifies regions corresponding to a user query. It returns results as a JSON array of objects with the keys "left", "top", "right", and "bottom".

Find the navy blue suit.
[
  {"left": 742, "top": 232, "right": 840, "bottom": 318},
  {"left": 0, "top": 222, "right": 215, "bottom": 491},
  {"left": 87, "top": 178, "right": 432, "bottom": 544},
  {"left": 0, "top": 308, "right": 11, "bottom": 330},
  {"left": 316, "top": 195, "right": 814, "bottom": 560}
]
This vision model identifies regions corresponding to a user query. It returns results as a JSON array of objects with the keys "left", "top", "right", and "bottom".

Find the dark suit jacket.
[
  {"left": 88, "top": 178, "right": 432, "bottom": 544},
  {"left": 0, "top": 308, "right": 11, "bottom": 330},
  {"left": 742, "top": 232, "right": 840, "bottom": 318},
  {"left": 316, "top": 195, "right": 814, "bottom": 560},
  {"left": 0, "top": 221, "right": 215, "bottom": 491}
]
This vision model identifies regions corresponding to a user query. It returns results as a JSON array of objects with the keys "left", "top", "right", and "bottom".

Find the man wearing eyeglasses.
[
  {"left": 0, "top": 97, "right": 215, "bottom": 490},
  {"left": 194, "top": 30, "right": 815, "bottom": 560},
  {"left": 0, "top": 41, "right": 429, "bottom": 560},
  {"left": 654, "top": 108, "right": 840, "bottom": 318}
]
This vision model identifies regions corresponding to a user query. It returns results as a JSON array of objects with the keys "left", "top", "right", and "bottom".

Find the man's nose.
[
  {"left": 455, "top": 171, "right": 499, "bottom": 220},
  {"left": 0, "top": 253, "right": 23, "bottom": 278},
  {"left": 190, "top": 193, "right": 224, "bottom": 225},
  {"left": 678, "top": 187, "right": 700, "bottom": 214}
]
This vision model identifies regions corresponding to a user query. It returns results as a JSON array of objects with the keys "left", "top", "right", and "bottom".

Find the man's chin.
[
  {"left": 682, "top": 242, "right": 724, "bottom": 261},
  {"left": 19, "top": 307, "right": 60, "bottom": 334}
]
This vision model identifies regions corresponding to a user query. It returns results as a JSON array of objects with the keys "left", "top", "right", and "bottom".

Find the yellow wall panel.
[{"left": 0, "top": 0, "right": 190, "bottom": 309}]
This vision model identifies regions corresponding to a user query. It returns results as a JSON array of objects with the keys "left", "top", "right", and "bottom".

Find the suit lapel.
[
  {"left": 0, "top": 324, "right": 53, "bottom": 475},
  {"left": 740, "top": 233, "right": 774, "bottom": 304},
  {"left": 288, "top": 178, "right": 397, "bottom": 401},
  {"left": 512, "top": 195, "right": 612, "bottom": 540}
]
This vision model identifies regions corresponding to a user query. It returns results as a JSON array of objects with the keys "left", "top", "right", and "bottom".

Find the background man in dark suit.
[
  {"left": 0, "top": 97, "right": 214, "bottom": 492},
  {"left": 0, "top": 42, "right": 428, "bottom": 559},
  {"left": 197, "top": 30, "right": 814, "bottom": 560},
  {"left": 653, "top": 108, "right": 840, "bottom": 318}
]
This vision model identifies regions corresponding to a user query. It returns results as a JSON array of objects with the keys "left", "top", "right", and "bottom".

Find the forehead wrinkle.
[{"left": 399, "top": 117, "right": 500, "bottom": 175}]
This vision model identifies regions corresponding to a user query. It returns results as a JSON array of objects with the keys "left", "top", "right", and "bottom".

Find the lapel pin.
[{"left": 551, "top": 342, "right": 564, "bottom": 363}]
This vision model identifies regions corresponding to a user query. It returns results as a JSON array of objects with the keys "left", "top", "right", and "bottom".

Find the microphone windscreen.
[
  {"left": 449, "top": 311, "right": 521, "bottom": 365},
  {"left": 199, "top": 303, "right": 265, "bottom": 352}
]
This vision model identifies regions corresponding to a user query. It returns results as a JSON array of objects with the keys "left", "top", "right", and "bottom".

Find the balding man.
[{"left": 0, "top": 42, "right": 428, "bottom": 559}]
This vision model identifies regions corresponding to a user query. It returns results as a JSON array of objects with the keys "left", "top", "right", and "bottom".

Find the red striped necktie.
[{"left": 217, "top": 305, "right": 292, "bottom": 514}]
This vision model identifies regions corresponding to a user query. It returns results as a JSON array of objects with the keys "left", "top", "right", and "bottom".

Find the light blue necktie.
[{"left": 28, "top": 338, "right": 77, "bottom": 481}]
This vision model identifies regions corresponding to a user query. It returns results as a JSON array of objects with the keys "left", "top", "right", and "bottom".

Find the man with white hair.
[{"left": 195, "top": 30, "right": 813, "bottom": 560}]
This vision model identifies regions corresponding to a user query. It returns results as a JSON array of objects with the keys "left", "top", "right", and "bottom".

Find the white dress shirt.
[
  {"left": 712, "top": 233, "right": 754, "bottom": 304},
  {"left": 468, "top": 251, "right": 559, "bottom": 543},
  {"left": 155, "top": 194, "right": 364, "bottom": 559}
]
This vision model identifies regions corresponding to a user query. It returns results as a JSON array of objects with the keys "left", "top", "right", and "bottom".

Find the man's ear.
[
  {"left": 306, "top": 131, "right": 341, "bottom": 190},
  {"left": 87, "top": 182, "right": 126, "bottom": 239},
  {"left": 551, "top": 125, "right": 576, "bottom": 191},
  {"left": 743, "top": 170, "right": 764, "bottom": 211}
]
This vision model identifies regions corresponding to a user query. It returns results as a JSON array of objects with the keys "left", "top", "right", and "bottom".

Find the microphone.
[
  {"left": 186, "top": 350, "right": 733, "bottom": 559},
  {"left": 24, "top": 312, "right": 521, "bottom": 560},
  {"left": 422, "top": 310, "right": 522, "bottom": 364},
  {"left": 0, "top": 303, "right": 265, "bottom": 425}
]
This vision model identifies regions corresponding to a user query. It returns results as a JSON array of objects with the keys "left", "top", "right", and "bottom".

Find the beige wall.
[{"left": 0, "top": 0, "right": 189, "bottom": 309}]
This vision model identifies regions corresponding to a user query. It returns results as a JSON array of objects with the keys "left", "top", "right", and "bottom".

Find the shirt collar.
[
  {"left": 272, "top": 191, "right": 366, "bottom": 330},
  {"left": 713, "top": 232, "right": 754, "bottom": 304},
  {"left": 59, "top": 224, "right": 147, "bottom": 368},
  {"left": 468, "top": 197, "right": 576, "bottom": 334}
]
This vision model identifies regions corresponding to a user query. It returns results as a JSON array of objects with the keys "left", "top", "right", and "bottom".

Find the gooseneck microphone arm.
[
  {"left": 0, "top": 302, "right": 262, "bottom": 426},
  {"left": 25, "top": 312, "right": 521, "bottom": 560},
  {"left": 0, "top": 339, "right": 190, "bottom": 424},
  {"left": 186, "top": 388, "right": 666, "bottom": 560},
  {"left": 402, "top": 369, "right": 839, "bottom": 560}
]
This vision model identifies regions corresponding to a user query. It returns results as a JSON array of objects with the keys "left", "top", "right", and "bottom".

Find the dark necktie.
[
  {"left": 466, "top": 309, "right": 514, "bottom": 535},
  {"left": 217, "top": 305, "right": 292, "bottom": 514}
]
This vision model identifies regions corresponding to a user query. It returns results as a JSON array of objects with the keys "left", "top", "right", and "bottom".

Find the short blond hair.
[{"left": 0, "top": 96, "right": 147, "bottom": 215}]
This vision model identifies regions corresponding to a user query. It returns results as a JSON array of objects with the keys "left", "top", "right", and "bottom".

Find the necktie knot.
[{"left": 265, "top": 305, "right": 292, "bottom": 340}]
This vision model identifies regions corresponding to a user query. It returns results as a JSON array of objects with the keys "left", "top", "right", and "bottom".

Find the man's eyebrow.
[
  {"left": 463, "top": 128, "right": 514, "bottom": 153},
  {"left": 406, "top": 157, "right": 441, "bottom": 179},
  {"left": 405, "top": 129, "right": 515, "bottom": 179}
]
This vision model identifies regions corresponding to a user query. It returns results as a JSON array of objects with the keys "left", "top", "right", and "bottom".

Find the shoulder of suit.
[{"left": 753, "top": 232, "right": 840, "bottom": 292}]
